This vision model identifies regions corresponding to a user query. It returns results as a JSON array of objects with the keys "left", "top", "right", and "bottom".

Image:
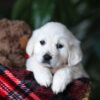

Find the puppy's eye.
[
  {"left": 56, "top": 43, "right": 63, "bottom": 49},
  {"left": 40, "top": 40, "right": 45, "bottom": 45}
]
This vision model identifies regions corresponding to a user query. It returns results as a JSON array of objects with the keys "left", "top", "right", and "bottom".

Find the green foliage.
[
  {"left": 31, "top": 0, "right": 56, "bottom": 28},
  {"left": 12, "top": 0, "right": 33, "bottom": 26},
  {"left": 12, "top": 0, "right": 56, "bottom": 28}
]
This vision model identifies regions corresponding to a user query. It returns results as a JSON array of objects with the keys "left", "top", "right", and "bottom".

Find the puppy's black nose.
[{"left": 43, "top": 53, "right": 52, "bottom": 61}]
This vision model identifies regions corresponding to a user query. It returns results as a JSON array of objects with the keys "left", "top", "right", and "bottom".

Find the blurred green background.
[{"left": 0, "top": 0, "right": 100, "bottom": 99}]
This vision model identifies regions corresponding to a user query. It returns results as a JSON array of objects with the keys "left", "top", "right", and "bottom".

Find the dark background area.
[{"left": 0, "top": 0, "right": 100, "bottom": 99}]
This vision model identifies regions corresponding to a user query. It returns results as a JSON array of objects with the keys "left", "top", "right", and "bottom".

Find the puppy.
[{"left": 26, "top": 22, "right": 88, "bottom": 94}]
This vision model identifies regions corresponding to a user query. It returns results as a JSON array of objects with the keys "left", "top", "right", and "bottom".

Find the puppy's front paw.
[
  {"left": 52, "top": 69, "right": 71, "bottom": 94},
  {"left": 34, "top": 68, "right": 52, "bottom": 87},
  {"left": 52, "top": 76, "right": 67, "bottom": 94}
]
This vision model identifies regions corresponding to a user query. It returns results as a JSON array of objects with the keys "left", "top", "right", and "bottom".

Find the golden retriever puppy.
[{"left": 26, "top": 22, "right": 88, "bottom": 94}]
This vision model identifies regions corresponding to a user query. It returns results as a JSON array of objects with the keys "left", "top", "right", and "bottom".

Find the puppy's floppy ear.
[
  {"left": 26, "top": 30, "right": 37, "bottom": 57},
  {"left": 26, "top": 34, "right": 34, "bottom": 56},
  {"left": 68, "top": 39, "right": 82, "bottom": 67}
]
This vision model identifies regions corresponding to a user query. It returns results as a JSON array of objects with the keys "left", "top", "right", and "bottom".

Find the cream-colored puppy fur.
[{"left": 26, "top": 22, "right": 88, "bottom": 94}]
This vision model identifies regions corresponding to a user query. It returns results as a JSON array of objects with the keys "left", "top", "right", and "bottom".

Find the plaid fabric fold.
[
  {"left": 0, "top": 65, "right": 41, "bottom": 100},
  {"left": 0, "top": 65, "right": 90, "bottom": 100}
]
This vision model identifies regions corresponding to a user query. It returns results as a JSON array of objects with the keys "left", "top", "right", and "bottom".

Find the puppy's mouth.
[
  {"left": 43, "top": 61, "right": 50, "bottom": 64},
  {"left": 42, "top": 60, "right": 52, "bottom": 68},
  {"left": 42, "top": 61, "right": 65, "bottom": 74},
  {"left": 42, "top": 60, "right": 51, "bottom": 65}
]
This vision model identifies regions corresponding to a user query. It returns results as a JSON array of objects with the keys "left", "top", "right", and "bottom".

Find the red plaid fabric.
[
  {"left": 0, "top": 64, "right": 90, "bottom": 100},
  {"left": 0, "top": 65, "right": 42, "bottom": 100}
]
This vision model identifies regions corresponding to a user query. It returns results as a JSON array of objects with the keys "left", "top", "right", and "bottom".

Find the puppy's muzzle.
[{"left": 43, "top": 53, "right": 52, "bottom": 64}]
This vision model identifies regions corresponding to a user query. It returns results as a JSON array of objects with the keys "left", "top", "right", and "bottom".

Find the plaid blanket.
[{"left": 0, "top": 64, "right": 90, "bottom": 100}]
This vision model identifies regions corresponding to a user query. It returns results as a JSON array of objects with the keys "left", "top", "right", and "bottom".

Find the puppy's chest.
[{"left": 49, "top": 66, "right": 64, "bottom": 74}]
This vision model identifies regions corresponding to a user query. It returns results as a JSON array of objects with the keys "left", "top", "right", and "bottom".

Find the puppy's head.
[{"left": 26, "top": 22, "right": 82, "bottom": 68}]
